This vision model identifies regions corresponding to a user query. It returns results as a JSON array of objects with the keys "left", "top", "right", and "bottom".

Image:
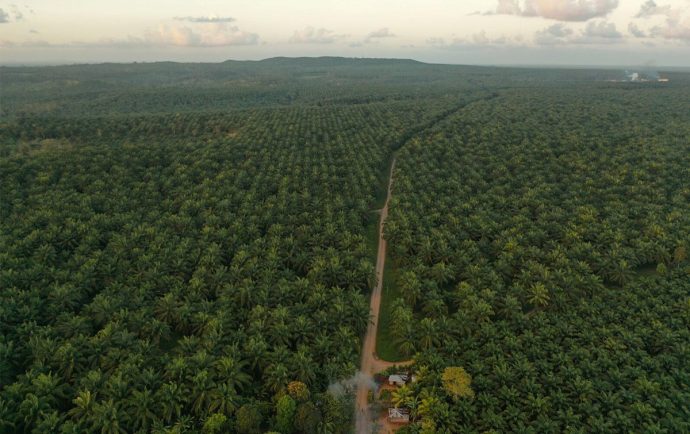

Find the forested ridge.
[{"left": 1, "top": 58, "right": 689, "bottom": 433}]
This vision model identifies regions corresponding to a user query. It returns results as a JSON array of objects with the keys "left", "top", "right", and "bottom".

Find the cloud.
[
  {"left": 289, "top": 27, "right": 342, "bottom": 44},
  {"left": 352, "top": 27, "right": 397, "bottom": 45},
  {"left": 496, "top": 0, "right": 523, "bottom": 15},
  {"left": 628, "top": 22, "right": 646, "bottom": 37},
  {"left": 534, "top": 23, "right": 574, "bottom": 44},
  {"left": 427, "top": 32, "right": 513, "bottom": 49},
  {"left": 472, "top": 30, "right": 508, "bottom": 45},
  {"left": 633, "top": 1, "right": 690, "bottom": 41},
  {"left": 142, "top": 22, "right": 258, "bottom": 46},
  {"left": 488, "top": 0, "right": 619, "bottom": 22},
  {"left": 174, "top": 16, "right": 236, "bottom": 23},
  {"left": 636, "top": 0, "right": 672, "bottom": 18},
  {"left": 581, "top": 20, "right": 622, "bottom": 38},
  {"left": 650, "top": 19, "right": 690, "bottom": 41},
  {"left": 365, "top": 27, "right": 395, "bottom": 41},
  {"left": 0, "top": 39, "right": 51, "bottom": 48},
  {"left": 2, "top": 21, "right": 261, "bottom": 48},
  {"left": 426, "top": 37, "right": 447, "bottom": 47},
  {"left": 534, "top": 20, "right": 621, "bottom": 44},
  {"left": 0, "top": 4, "right": 28, "bottom": 22},
  {"left": 10, "top": 4, "right": 23, "bottom": 21}
]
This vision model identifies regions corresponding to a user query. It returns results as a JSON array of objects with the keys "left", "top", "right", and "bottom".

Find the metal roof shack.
[
  {"left": 388, "top": 407, "right": 410, "bottom": 423},
  {"left": 388, "top": 374, "right": 408, "bottom": 386}
]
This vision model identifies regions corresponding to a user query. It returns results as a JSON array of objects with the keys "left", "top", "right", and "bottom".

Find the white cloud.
[
  {"left": 0, "top": 4, "right": 30, "bottom": 23},
  {"left": 174, "top": 16, "right": 236, "bottom": 23},
  {"left": 534, "top": 23, "right": 574, "bottom": 44},
  {"left": 628, "top": 22, "right": 647, "bottom": 38},
  {"left": 365, "top": 27, "right": 395, "bottom": 41},
  {"left": 489, "top": 0, "right": 619, "bottom": 21},
  {"left": 636, "top": 0, "right": 673, "bottom": 18},
  {"left": 0, "top": 8, "right": 10, "bottom": 23},
  {"left": 141, "top": 22, "right": 258, "bottom": 46},
  {"left": 496, "top": 0, "right": 523, "bottom": 15},
  {"left": 582, "top": 20, "right": 622, "bottom": 38},
  {"left": 650, "top": 18, "right": 690, "bottom": 40},
  {"left": 0, "top": 39, "right": 51, "bottom": 48},
  {"left": 10, "top": 4, "right": 23, "bottom": 21},
  {"left": 427, "top": 32, "right": 513, "bottom": 48},
  {"left": 633, "top": 1, "right": 690, "bottom": 41},
  {"left": 289, "top": 27, "right": 342, "bottom": 44},
  {"left": 353, "top": 27, "right": 397, "bottom": 45},
  {"left": 534, "top": 20, "right": 622, "bottom": 45}
]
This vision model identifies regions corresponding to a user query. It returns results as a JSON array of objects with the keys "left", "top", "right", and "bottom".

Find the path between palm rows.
[
  {"left": 355, "top": 158, "right": 412, "bottom": 434},
  {"left": 354, "top": 94, "right": 499, "bottom": 433}
]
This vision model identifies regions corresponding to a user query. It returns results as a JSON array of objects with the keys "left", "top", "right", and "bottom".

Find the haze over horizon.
[{"left": 1, "top": 0, "right": 689, "bottom": 66}]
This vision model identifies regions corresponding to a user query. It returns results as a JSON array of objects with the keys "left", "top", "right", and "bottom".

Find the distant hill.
[{"left": 255, "top": 56, "right": 426, "bottom": 67}]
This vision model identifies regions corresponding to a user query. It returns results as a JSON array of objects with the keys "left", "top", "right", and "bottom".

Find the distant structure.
[{"left": 607, "top": 70, "right": 669, "bottom": 83}]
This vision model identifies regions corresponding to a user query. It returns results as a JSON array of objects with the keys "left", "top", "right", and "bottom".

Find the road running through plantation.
[
  {"left": 355, "top": 157, "right": 397, "bottom": 434},
  {"left": 354, "top": 93, "right": 499, "bottom": 433}
]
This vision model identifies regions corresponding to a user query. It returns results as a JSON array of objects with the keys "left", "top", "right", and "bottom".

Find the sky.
[{"left": 0, "top": 0, "right": 689, "bottom": 66}]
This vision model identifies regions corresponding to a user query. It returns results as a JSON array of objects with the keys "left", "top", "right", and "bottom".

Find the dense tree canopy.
[
  {"left": 385, "top": 85, "right": 690, "bottom": 433},
  {"left": 1, "top": 58, "right": 688, "bottom": 433}
]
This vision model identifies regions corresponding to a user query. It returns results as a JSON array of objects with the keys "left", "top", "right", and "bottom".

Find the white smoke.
[{"left": 327, "top": 371, "right": 377, "bottom": 397}]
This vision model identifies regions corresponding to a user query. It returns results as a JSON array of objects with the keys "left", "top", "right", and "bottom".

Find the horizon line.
[{"left": 1, "top": 56, "right": 689, "bottom": 71}]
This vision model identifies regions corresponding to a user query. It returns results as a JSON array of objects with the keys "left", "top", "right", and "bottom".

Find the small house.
[
  {"left": 388, "top": 407, "right": 410, "bottom": 423},
  {"left": 388, "top": 374, "right": 408, "bottom": 386}
]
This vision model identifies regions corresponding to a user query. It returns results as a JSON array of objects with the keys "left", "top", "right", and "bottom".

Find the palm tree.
[
  {"left": 191, "top": 370, "right": 218, "bottom": 417},
  {"left": 213, "top": 356, "right": 251, "bottom": 392},
  {"left": 243, "top": 336, "right": 269, "bottom": 372},
  {"left": 430, "top": 261, "right": 454, "bottom": 285},
  {"left": 527, "top": 283, "right": 550, "bottom": 309},
  {"left": 406, "top": 395, "right": 421, "bottom": 422},
  {"left": 128, "top": 388, "right": 157, "bottom": 431},
  {"left": 208, "top": 382, "right": 239, "bottom": 416},
  {"left": 418, "top": 317, "right": 439, "bottom": 350},
  {"left": 290, "top": 348, "right": 317, "bottom": 385},
  {"left": 92, "top": 399, "right": 126, "bottom": 434},
  {"left": 157, "top": 382, "right": 185, "bottom": 423},
  {"left": 398, "top": 271, "right": 422, "bottom": 307},
  {"left": 608, "top": 259, "right": 633, "bottom": 286},
  {"left": 391, "top": 385, "right": 412, "bottom": 408},
  {"left": 68, "top": 390, "right": 96, "bottom": 422},
  {"left": 264, "top": 363, "right": 289, "bottom": 393},
  {"left": 19, "top": 393, "right": 48, "bottom": 431},
  {"left": 417, "top": 391, "right": 442, "bottom": 420}
]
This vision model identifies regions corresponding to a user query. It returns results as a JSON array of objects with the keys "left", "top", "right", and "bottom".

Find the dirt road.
[
  {"left": 354, "top": 96, "right": 497, "bottom": 433},
  {"left": 355, "top": 158, "right": 396, "bottom": 434}
]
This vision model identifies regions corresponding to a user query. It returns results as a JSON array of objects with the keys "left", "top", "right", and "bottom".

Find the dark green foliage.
[
  {"left": 275, "top": 395, "right": 296, "bottom": 434},
  {"left": 386, "top": 84, "right": 690, "bottom": 432},
  {"left": 0, "top": 58, "right": 485, "bottom": 433},
  {"left": 1, "top": 58, "right": 689, "bottom": 433}
]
